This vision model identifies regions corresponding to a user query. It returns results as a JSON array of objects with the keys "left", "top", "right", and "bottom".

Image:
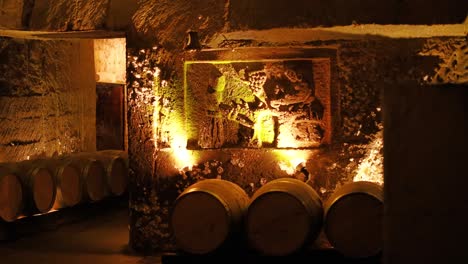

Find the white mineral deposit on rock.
[{"left": 353, "top": 129, "right": 384, "bottom": 185}]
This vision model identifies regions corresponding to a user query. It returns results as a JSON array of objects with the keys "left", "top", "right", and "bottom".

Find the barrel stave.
[
  {"left": 324, "top": 181, "right": 384, "bottom": 258},
  {"left": 1, "top": 161, "right": 56, "bottom": 215},
  {"left": 62, "top": 154, "right": 108, "bottom": 202},
  {"left": 0, "top": 166, "right": 23, "bottom": 222},
  {"left": 246, "top": 177, "right": 324, "bottom": 256},
  {"left": 171, "top": 179, "right": 249, "bottom": 255}
]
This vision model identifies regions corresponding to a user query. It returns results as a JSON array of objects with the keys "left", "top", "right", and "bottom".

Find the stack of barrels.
[
  {"left": 0, "top": 150, "right": 128, "bottom": 223},
  {"left": 171, "top": 178, "right": 383, "bottom": 258}
]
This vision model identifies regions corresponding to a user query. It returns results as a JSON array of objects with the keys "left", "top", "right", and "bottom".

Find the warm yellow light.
[
  {"left": 274, "top": 149, "right": 308, "bottom": 175},
  {"left": 276, "top": 120, "right": 301, "bottom": 148},
  {"left": 252, "top": 109, "right": 275, "bottom": 147},
  {"left": 353, "top": 130, "right": 383, "bottom": 185},
  {"left": 172, "top": 146, "right": 194, "bottom": 171},
  {"left": 94, "top": 38, "right": 126, "bottom": 84},
  {"left": 151, "top": 67, "right": 162, "bottom": 148},
  {"left": 278, "top": 161, "right": 296, "bottom": 175},
  {"left": 163, "top": 120, "right": 195, "bottom": 171},
  {"left": 165, "top": 113, "right": 195, "bottom": 170},
  {"left": 33, "top": 209, "right": 58, "bottom": 217},
  {"left": 149, "top": 66, "right": 196, "bottom": 171}
]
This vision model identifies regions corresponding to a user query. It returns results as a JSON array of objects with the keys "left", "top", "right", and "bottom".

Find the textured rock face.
[
  {"left": 3, "top": 0, "right": 467, "bottom": 32},
  {"left": 30, "top": 0, "right": 110, "bottom": 31},
  {"left": 420, "top": 39, "right": 468, "bottom": 84},
  {"left": 105, "top": 0, "right": 137, "bottom": 31},
  {"left": 0, "top": 0, "right": 31, "bottom": 29},
  {"left": 1, "top": 0, "right": 466, "bottom": 256},
  {"left": 130, "top": 0, "right": 226, "bottom": 48},
  {"left": 228, "top": 0, "right": 468, "bottom": 29},
  {"left": 1, "top": 0, "right": 137, "bottom": 31},
  {"left": 0, "top": 38, "right": 96, "bottom": 162},
  {"left": 126, "top": 30, "right": 466, "bottom": 252},
  {"left": 120, "top": 3, "right": 468, "bottom": 254}
]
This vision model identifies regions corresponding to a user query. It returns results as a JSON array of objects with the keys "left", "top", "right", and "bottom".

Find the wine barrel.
[
  {"left": 324, "top": 181, "right": 383, "bottom": 258},
  {"left": 91, "top": 151, "right": 128, "bottom": 196},
  {"left": 38, "top": 159, "right": 82, "bottom": 209},
  {"left": 0, "top": 166, "right": 23, "bottom": 222},
  {"left": 64, "top": 155, "right": 108, "bottom": 202},
  {"left": 14, "top": 161, "right": 56, "bottom": 215},
  {"left": 171, "top": 179, "right": 249, "bottom": 254},
  {"left": 97, "top": 150, "right": 128, "bottom": 166},
  {"left": 245, "top": 177, "right": 323, "bottom": 256}
]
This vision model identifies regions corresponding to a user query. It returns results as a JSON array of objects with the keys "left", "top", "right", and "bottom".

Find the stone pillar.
[{"left": 384, "top": 82, "right": 468, "bottom": 263}]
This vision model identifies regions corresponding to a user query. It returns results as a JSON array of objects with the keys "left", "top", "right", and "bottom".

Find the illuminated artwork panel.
[{"left": 185, "top": 59, "right": 332, "bottom": 149}]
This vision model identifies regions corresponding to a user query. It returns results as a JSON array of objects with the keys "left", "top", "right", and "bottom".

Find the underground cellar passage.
[{"left": 0, "top": 1, "right": 468, "bottom": 263}]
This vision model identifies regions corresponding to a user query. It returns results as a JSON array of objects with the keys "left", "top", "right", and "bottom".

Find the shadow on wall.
[{"left": 229, "top": 0, "right": 468, "bottom": 29}]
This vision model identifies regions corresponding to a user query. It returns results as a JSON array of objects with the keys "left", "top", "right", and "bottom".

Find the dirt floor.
[{"left": 0, "top": 198, "right": 161, "bottom": 264}]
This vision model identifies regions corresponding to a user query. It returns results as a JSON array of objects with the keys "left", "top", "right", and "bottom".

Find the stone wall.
[
  {"left": 2, "top": 0, "right": 467, "bottom": 32},
  {"left": 0, "top": 0, "right": 33, "bottom": 29},
  {"left": 0, "top": 0, "right": 466, "bottom": 258},
  {"left": 0, "top": 37, "right": 96, "bottom": 162},
  {"left": 125, "top": 26, "right": 466, "bottom": 250},
  {"left": 118, "top": 0, "right": 468, "bottom": 253},
  {"left": 29, "top": 0, "right": 110, "bottom": 31},
  {"left": 228, "top": 0, "right": 468, "bottom": 29}
]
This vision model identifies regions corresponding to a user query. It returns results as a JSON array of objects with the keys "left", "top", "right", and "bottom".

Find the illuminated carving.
[{"left": 185, "top": 59, "right": 332, "bottom": 149}]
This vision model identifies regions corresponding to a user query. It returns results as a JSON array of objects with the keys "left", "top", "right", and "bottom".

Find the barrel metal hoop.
[
  {"left": 249, "top": 189, "right": 315, "bottom": 224},
  {"left": 325, "top": 191, "right": 383, "bottom": 217},
  {"left": 179, "top": 188, "right": 233, "bottom": 226},
  {"left": 259, "top": 187, "right": 322, "bottom": 216}
]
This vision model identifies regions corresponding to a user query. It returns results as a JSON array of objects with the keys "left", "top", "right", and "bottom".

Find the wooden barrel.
[
  {"left": 91, "top": 151, "right": 128, "bottom": 196},
  {"left": 14, "top": 161, "right": 56, "bottom": 215},
  {"left": 38, "top": 159, "right": 83, "bottom": 209},
  {"left": 64, "top": 155, "right": 108, "bottom": 202},
  {"left": 245, "top": 177, "right": 323, "bottom": 256},
  {"left": 171, "top": 179, "right": 249, "bottom": 254},
  {"left": 324, "top": 181, "right": 383, "bottom": 258},
  {"left": 97, "top": 150, "right": 128, "bottom": 166},
  {"left": 0, "top": 166, "right": 23, "bottom": 222}
]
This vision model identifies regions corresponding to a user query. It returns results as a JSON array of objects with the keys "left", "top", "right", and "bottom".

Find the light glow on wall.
[
  {"left": 353, "top": 129, "right": 383, "bottom": 185},
  {"left": 94, "top": 38, "right": 126, "bottom": 84},
  {"left": 169, "top": 127, "right": 195, "bottom": 171},
  {"left": 274, "top": 149, "right": 309, "bottom": 175},
  {"left": 184, "top": 58, "right": 330, "bottom": 149},
  {"left": 252, "top": 109, "right": 275, "bottom": 147}
]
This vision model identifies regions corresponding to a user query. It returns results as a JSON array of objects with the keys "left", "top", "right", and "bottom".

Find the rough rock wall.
[
  {"left": 0, "top": 0, "right": 33, "bottom": 29},
  {"left": 228, "top": 0, "right": 468, "bottom": 30},
  {"left": 120, "top": 1, "right": 468, "bottom": 254},
  {"left": 4, "top": 0, "right": 463, "bottom": 254},
  {"left": 129, "top": 0, "right": 226, "bottom": 48},
  {"left": 29, "top": 0, "right": 136, "bottom": 32},
  {"left": 126, "top": 47, "right": 249, "bottom": 251},
  {"left": 0, "top": 37, "right": 96, "bottom": 162},
  {"left": 3, "top": 0, "right": 466, "bottom": 33},
  {"left": 420, "top": 38, "right": 468, "bottom": 84},
  {"left": 126, "top": 29, "right": 466, "bottom": 251},
  {"left": 105, "top": 0, "right": 137, "bottom": 31},
  {"left": 30, "top": 0, "right": 110, "bottom": 31}
]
